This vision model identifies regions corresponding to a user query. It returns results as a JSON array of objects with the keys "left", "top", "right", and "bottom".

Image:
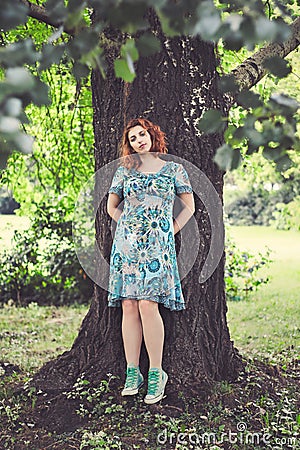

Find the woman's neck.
[{"left": 138, "top": 153, "right": 158, "bottom": 164}]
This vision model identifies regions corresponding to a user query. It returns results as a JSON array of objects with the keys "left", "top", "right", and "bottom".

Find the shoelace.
[
  {"left": 147, "top": 370, "right": 161, "bottom": 395},
  {"left": 125, "top": 366, "right": 138, "bottom": 388}
]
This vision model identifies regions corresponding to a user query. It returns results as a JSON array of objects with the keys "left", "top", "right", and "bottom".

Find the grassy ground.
[
  {"left": 0, "top": 221, "right": 299, "bottom": 449},
  {"left": 227, "top": 226, "right": 300, "bottom": 364},
  {"left": 0, "top": 303, "right": 89, "bottom": 373}
]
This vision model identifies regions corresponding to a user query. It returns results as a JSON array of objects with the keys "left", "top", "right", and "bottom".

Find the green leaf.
[
  {"left": 67, "top": 29, "right": 99, "bottom": 59},
  {"left": 193, "top": 1, "right": 221, "bottom": 40},
  {"left": 237, "top": 91, "right": 263, "bottom": 109},
  {"left": 0, "top": 0, "right": 28, "bottom": 31},
  {"left": 120, "top": 39, "right": 139, "bottom": 62},
  {"left": 218, "top": 74, "right": 240, "bottom": 94},
  {"left": 135, "top": 33, "right": 161, "bottom": 56},
  {"left": 65, "top": 1, "right": 86, "bottom": 29},
  {"left": 274, "top": 154, "right": 293, "bottom": 172},
  {"left": 3, "top": 98, "right": 22, "bottom": 117},
  {"left": 263, "top": 147, "right": 283, "bottom": 161},
  {"left": 0, "top": 39, "right": 39, "bottom": 68},
  {"left": 0, "top": 117, "right": 20, "bottom": 134},
  {"left": 263, "top": 56, "right": 291, "bottom": 78},
  {"left": 273, "top": 17, "right": 291, "bottom": 42},
  {"left": 72, "top": 62, "right": 90, "bottom": 80},
  {"left": 240, "top": 16, "right": 257, "bottom": 49},
  {"left": 255, "top": 17, "right": 279, "bottom": 41},
  {"left": 114, "top": 59, "right": 136, "bottom": 82},
  {"left": 230, "top": 147, "right": 242, "bottom": 170},
  {"left": 114, "top": 39, "right": 139, "bottom": 80},
  {"left": 6, "top": 68, "right": 35, "bottom": 91},
  {"left": 246, "top": 129, "right": 265, "bottom": 148},
  {"left": 105, "top": 2, "right": 148, "bottom": 33},
  {"left": 222, "top": 15, "right": 244, "bottom": 50},
  {"left": 39, "top": 45, "right": 65, "bottom": 72},
  {"left": 197, "top": 109, "right": 226, "bottom": 133},
  {"left": 156, "top": 10, "right": 181, "bottom": 37},
  {"left": 30, "top": 79, "right": 51, "bottom": 107},
  {"left": 213, "top": 144, "right": 242, "bottom": 171},
  {"left": 45, "top": 0, "right": 68, "bottom": 23}
]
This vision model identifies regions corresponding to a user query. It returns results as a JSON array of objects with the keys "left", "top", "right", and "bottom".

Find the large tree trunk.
[{"left": 33, "top": 10, "right": 244, "bottom": 409}]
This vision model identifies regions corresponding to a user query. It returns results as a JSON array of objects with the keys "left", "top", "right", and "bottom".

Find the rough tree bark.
[{"left": 33, "top": 10, "right": 245, "bottom": 405}]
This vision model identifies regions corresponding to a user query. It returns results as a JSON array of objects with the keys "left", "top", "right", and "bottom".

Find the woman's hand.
[
  {"left": 107, "top": 193, "right": 123, "bottom": 222},
  {"left": 173, "top": 192, "right": 195, "bottom": 235}
]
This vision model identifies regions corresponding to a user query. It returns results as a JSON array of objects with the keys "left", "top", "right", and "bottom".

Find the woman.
[{"left": 107, "top": 118, "right": 195, "bottom": 404}]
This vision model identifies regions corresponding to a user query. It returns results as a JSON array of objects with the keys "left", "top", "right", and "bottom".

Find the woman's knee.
[
  {"left": 122, "top": 299, "right": 139, "bottom": 315},
  {"left": 138, "top": 299, "right": 158, "bottom": 317}
]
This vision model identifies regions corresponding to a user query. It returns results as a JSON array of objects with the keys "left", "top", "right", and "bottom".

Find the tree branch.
[
  {"left": 231, "top": 17, "right": 300, "bottom": 91},
  {"left": 18, "top": 0, "right": 76, "bottom": 35}
]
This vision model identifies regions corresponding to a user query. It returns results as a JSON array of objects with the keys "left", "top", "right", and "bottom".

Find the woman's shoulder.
[
  {"left": 167, "top": 161, "right": 184, "bottom": 172},
  {"left": 113, "top": 164, "right": 126, "bottom": 174}
]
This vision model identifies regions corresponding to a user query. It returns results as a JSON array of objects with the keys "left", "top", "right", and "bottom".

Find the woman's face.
[{"left": 128, "top": 125, "right": 152, "bottom": 154}]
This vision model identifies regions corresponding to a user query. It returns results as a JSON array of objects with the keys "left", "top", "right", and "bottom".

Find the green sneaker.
[
  {"left": 121, "top": 364, "right": 144, "bottom": 396},
  {"left": 144, "top": 368, "right": 168, "bottom": 404}
]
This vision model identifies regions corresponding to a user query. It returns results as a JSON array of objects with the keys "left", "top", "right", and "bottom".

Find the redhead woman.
[{"left": 107, "top": 118, "right": 195, "bottom": 404}]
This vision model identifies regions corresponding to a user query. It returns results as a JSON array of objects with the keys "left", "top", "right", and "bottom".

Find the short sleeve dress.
[{"left": 107, "top": 160, "right": 193, "bottom": 311}]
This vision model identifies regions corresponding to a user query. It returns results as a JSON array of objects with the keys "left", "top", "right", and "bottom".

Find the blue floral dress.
[{"left": 107, "top": 160, "right": 193, "bottom": 311}]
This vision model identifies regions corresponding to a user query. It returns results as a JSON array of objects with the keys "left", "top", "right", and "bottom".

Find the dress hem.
[{"left": 107, "top": 295, "right": 185, "bottom": 311}]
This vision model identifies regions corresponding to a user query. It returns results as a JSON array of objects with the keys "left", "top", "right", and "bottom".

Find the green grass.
[
  {"left": 0, "top": 303, "right": 88, "bottom": 372},
  {"left": 227, "top": 226, "right": 300, "bottom": 363}
]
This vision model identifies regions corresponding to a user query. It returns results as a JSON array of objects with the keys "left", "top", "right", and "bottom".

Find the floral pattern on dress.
[{"left": 107, "top": 160, "right": 193, "bottom": 311}]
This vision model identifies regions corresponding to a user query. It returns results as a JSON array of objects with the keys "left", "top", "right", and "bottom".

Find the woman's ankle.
[{"left": 127, "top": 362, "right": 139, "bottom": 368}]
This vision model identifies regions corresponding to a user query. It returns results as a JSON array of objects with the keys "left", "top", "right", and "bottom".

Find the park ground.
[{"left": 0, "top": 218, "right": 299, "bottom": 449}]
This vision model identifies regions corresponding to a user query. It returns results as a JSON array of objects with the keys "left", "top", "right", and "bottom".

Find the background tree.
[{"left": 0, "top": 0, "right": 299, "bottom": 424}]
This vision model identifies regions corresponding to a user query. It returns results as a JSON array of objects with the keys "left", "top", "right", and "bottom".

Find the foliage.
[
  {"left": 0, "top": 0, "right": 299, "bottom": 168},
  {"left": 225, "top": 231, "right": 272, "bottom": 301},
  {"left": 1, "top": 63, "right": 94, "bottom": 217},
  {"left": 211, "top": 46, "right": 300, "bottom": 171},
  {"left": 270, "top": 195, "right": 300, "bottom": 231},
  {"left": 0, "top": 204, "right": 93, "bottom": 306},
  {"left": 80, "top": 430, "right": 122, "bottom": 449},
  {"left": 0, "top": 62, "right": 93, "bottom": 307},
  {"left": 210, "top": 91, "right": 299, "bottom": 172},
  {"left": 225, "top": 149, "right": 300, "bottom": 228},
  {"left": 225, "top": 188, "right": 294, "bottom": 227},
  {"left": 64, "top": 372, "right": 120, "bottom": 420}
]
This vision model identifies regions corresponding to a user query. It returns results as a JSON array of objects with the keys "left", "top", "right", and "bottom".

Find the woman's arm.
[
  {"left": 107, "top": 193, "right": 123, "bottom": 222},
  {"left": 173, "top": 192, "right": 195, "bottom": 235}
]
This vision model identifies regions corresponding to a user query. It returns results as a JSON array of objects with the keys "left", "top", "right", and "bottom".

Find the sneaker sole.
[
  {"left": 144, "top": 372, "right": 168, "bottom": 404},
  {"left": 121, "top": 380, "right": 144, "bottom": 396}
]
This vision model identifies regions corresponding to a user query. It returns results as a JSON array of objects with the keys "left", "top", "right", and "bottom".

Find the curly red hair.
[{"left": 118, "top": 118, "right": 168, "bottom": 170}]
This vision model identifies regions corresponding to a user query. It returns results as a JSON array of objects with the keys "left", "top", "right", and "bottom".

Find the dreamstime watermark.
[
  {"left": 157, "top": 422, "right": 298, "bottom": 447},
  {"left": 72, "top": 153, "right": 224, "bottom": 292}
]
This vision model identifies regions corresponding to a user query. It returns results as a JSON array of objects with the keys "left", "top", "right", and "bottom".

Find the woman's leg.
[
  {"left": 138, "top": 300, "right": 164, "bottom": 368},
  {"left": 121, "top": 299, "right": 143, "bottom": 366}
]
